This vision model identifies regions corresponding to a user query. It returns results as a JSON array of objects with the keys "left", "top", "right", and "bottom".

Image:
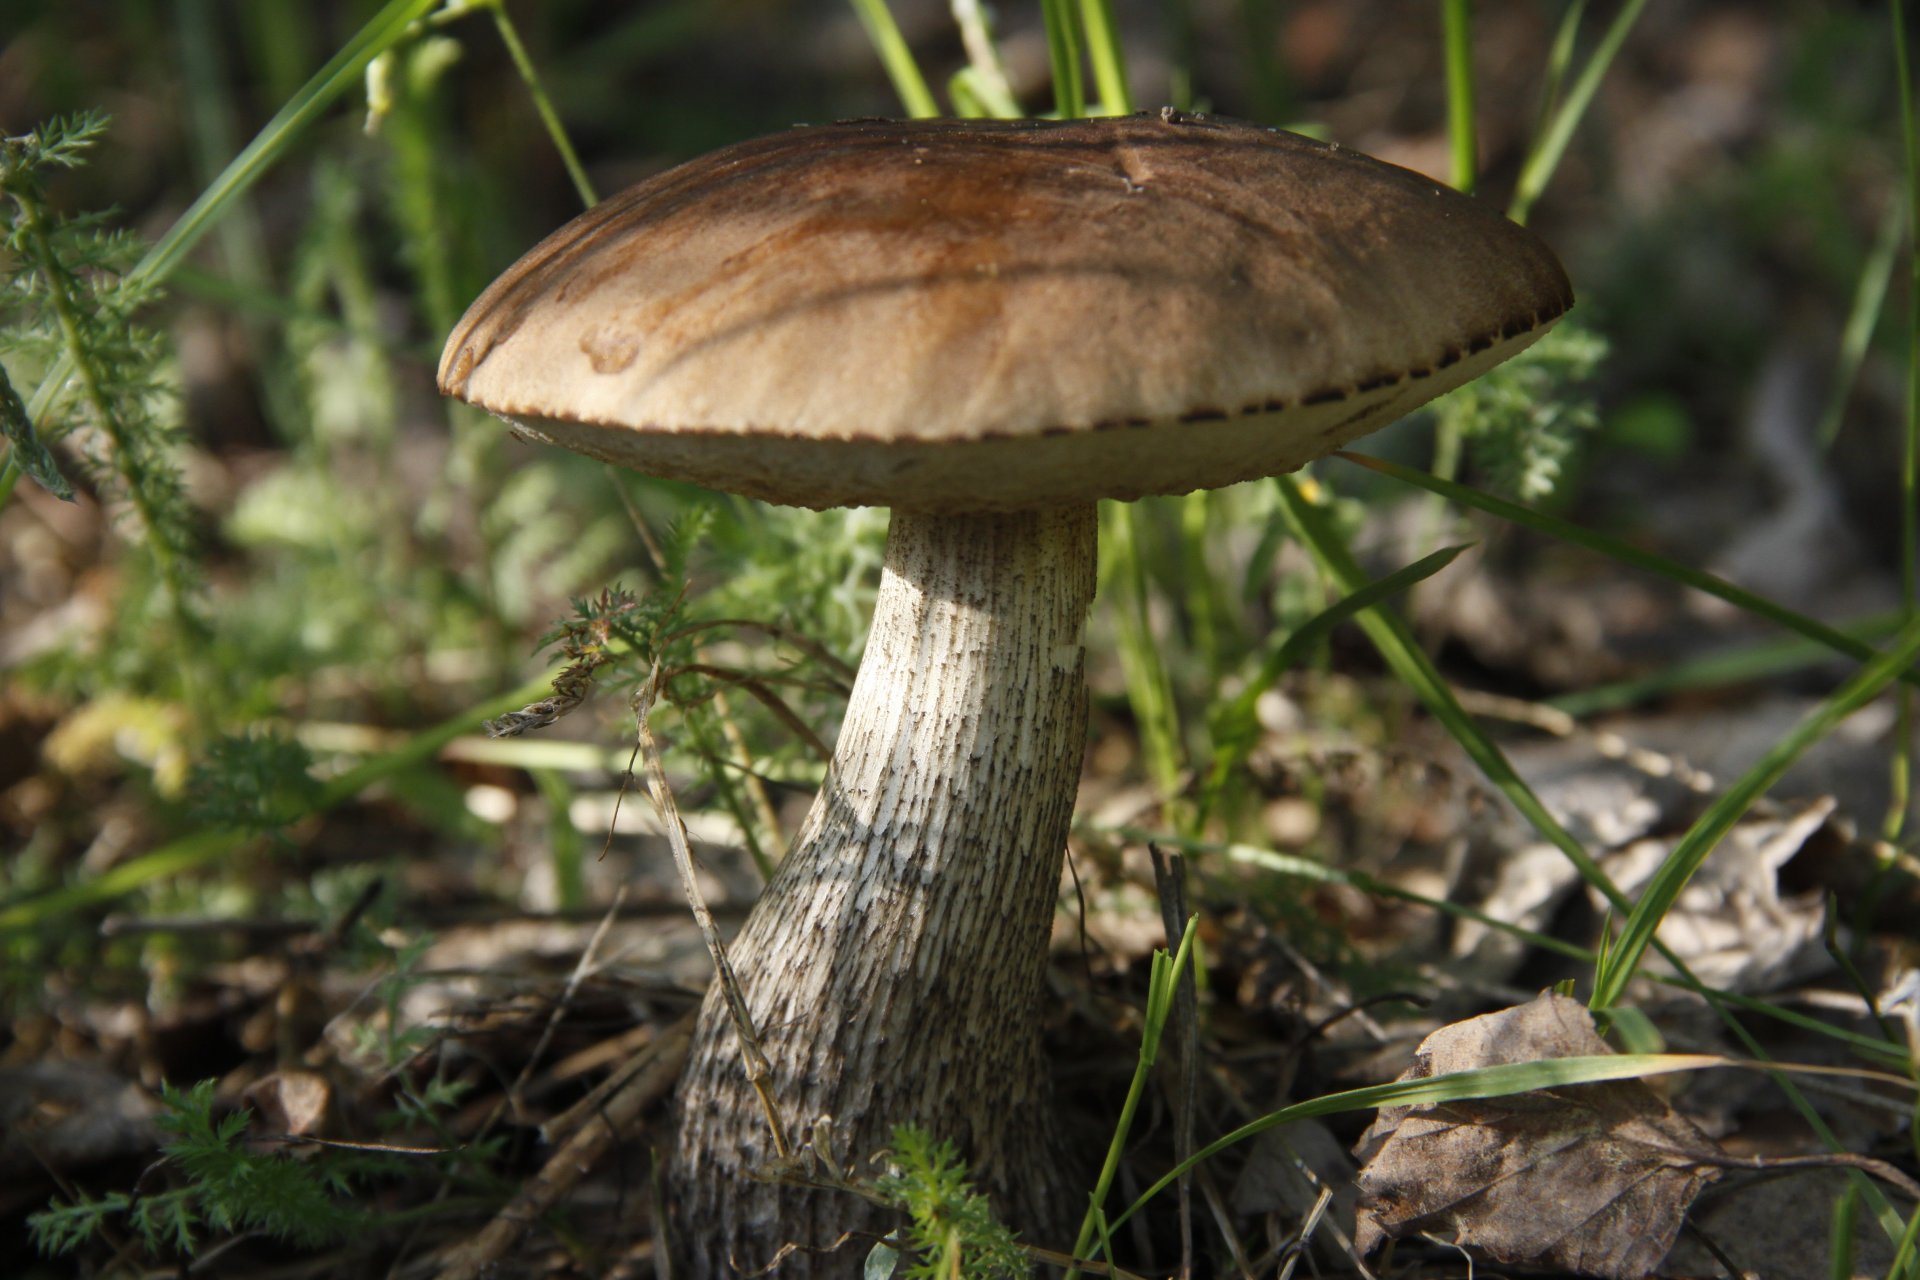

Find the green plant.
[
  {"left": 29, "top": 1081, "right": 366, "bottom": 1259},
  {"left": 871, "top": 1125, "right": 1028, "bottom": 1280},
  {"left": 2, "top": 112, "right": 208, "bottom": 712},
  {"left": 1431, "top": 319, "right": 1609, "bottom": 501}
]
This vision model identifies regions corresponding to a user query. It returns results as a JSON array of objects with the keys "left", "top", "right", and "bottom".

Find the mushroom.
[{"left": 438, "top": 111, "right": 1572, "bottom": 1275}]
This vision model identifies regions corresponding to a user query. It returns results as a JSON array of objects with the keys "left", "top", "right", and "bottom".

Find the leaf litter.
[{"left": 1353, "top": 992, "right": 1724, "bottom": 1279}]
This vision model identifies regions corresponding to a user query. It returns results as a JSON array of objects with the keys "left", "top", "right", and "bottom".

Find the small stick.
[
  {"left": 505, "top": 883, "right": 628, "bottom": 1123},
  {"left": 432, "top": 1014, "right": 694, "bottom": 1280},
  {"left": 1453, "top": 687, "right": 1716, "bottom": 793},
  {"left": 634, "top": 662, "right": 791, "bottom": 1159}
]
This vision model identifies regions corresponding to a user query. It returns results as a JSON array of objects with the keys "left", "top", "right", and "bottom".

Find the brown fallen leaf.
[
  {"left": 241, "top": 1070, "right": 332, "bottom": 1154},
  {"left": 1596, "top": 796, "right": 1839, "bottom": 993},
  {"left": 1353, "top": 992, "right": 1721, "bottom": 1280}
]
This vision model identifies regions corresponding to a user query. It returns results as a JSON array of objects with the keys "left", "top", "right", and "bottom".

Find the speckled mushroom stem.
[{"left": 672, "top": 504, "right": 1097, "bottom": 1276}]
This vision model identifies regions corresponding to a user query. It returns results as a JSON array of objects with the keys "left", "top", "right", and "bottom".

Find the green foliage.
[
  {"left": 0, "top": 348, "right": 69, "bottom": 498},
  {"left": 1432, "top": 319, "right": 1609, "bottom": 501},
  {"left": 489, "top": 569, "right": 693, "bottom": 739},
  {"left": 187, "top": 729, "right": 324, "bottom": 838},
  {"left": 29, "top": 1080, "right": 363, "bottom": 1260},
  {"left": 1, "top": 114, "right": 205, "bottom": 665},
  {"left": 358, "top": 929, "right": 442, "bottom": 1067},
  {"left": 872, "top": 1124, "right": 1027, "bottom": 1280}
]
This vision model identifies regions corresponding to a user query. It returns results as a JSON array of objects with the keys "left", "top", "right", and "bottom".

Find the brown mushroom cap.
[{"left": 439, "top": 112, "right": 1573, "bottom": 512}]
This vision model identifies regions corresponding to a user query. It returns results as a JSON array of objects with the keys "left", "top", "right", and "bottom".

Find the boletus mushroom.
[{"left": 439, "top": 111, "right": 1572, "bottom": 1275}]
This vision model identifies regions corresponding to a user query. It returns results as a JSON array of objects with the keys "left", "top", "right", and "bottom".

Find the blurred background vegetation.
[{"left": 4, "top": 1, "right": 1919, "bottom": 1276}]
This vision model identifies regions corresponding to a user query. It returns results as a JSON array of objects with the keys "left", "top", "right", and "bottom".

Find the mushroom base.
[{"left": 671, "top": 504, "right": 1097, "bottom": 1276}]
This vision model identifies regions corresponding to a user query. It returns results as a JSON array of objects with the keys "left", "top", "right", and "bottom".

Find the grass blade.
[
  {"left": 1888, "top": 0, "right": 1920, "bottom": 844},
  {"left": 1041, "top": 0, "right": 1086, "bottom": 119},
  {"left": 1276, "top": 474, "right": 1630, "bottom": 912},
  {"left": 847, "top": 0, "right": 940, "bottom": 118},
  {"left": 1339, "top": 450, "right": 1920, "bottom": 694},
  {"left": 1066, "top": 915, "right": 1200, "bottom": 1277},
  {"left": 1111, "top": 1051, "right": 1791, "bottom": 1238},
  {"left": 1199, "top": 541, "right": 1475, "bottom": 826},
  {"left": 1818, "top": 193, "right": 1904, "bottom": 450},
  {"left": 1547, "top": 612, "right": 1907, "bottom": 717},
  {"left": 1442, "top": 0, "right": 1476, "bottom": 193},
  {"left": 1590, "top": 614, "right": 1920, "bottom": 1010},
  {"left": 1079, "top": 0, "right": 1132, "bottom": 114},
  {"left": 478, "top": 0, "right": 598, "bottom": 208},
  {"left": 1103, "top": 502, "right": 1187, "bottom": 830},
  {"left": 951, "top": 0, "right": 1023, "bottom": 118},
  {"left": 1509, "top": 0, "right": 1651, "bottom": 224}
]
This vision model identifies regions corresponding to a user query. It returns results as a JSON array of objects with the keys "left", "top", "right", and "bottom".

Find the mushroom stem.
[{"left": 673, "top": 503, "right": 1097, "bottom": 1274}]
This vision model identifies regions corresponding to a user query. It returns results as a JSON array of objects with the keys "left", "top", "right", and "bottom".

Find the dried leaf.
[
  {"left": 241, "top": 1070, "right": 332, "bottom": 1150},
  {"left": 1597, "top": 796, "right": 1837, "bottom": 992},
  {"left": 1354, "top": 992, "right": 1721, "bottom": 1279}
]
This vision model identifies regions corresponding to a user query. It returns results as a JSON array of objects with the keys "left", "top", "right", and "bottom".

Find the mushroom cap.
[{"left": 440, "top": 112, "right": 1573, "bottom": 512}]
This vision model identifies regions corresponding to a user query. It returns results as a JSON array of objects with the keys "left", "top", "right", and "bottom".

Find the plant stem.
[
  {"left": 1066, "top": 915, "right": 1199, "bottom": 1278},
  {"left": 951, "top": 0, "right": 1022, "bottom": 117},
  {"left": 1509, "top": 0, "right": 1650, "bottom": 224},
  {"left": 1042, "top": 0, "right": 1087, "bottom": 119},
  {"left": 16, "top": 188, "right": 209, "bottom": 721},
  {"left": 1442, "top": 0, "right": 1477, "bottom": 194},
  {"left": 848, "top": 0, "right": 940, "bottom": 117},
  {"left": 1080, "top": 0, "right": 1132, "bottom": 114},
  {"left": 478, "top": 0, "right": 598, "bottom": 208}
]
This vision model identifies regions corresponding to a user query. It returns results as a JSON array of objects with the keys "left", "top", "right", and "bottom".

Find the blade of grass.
[
  {"left": 1547, "top": 612, "right": 1908, "bottom": 717},
  {"left": 1178, "top": 492, "right": 1226, "bottom": 691},
  {"left": 1590, "top": 614, "right": 1920, "bottom": 1011},
  {"left": 1199, "top": 541, "right": 1475, "bottom": 827},
  {"left": 1100, "top": 823, "right": 1907, "bottom": 1066},
  {"left": 1534, "top": 0, "right": 1588, "bottom": 135},
  {"left": 175, "top": 0, "right": 308, "bottom": 445},
  {"left": 1818, "top": 193, "right": 1905, "bottom": 450},
  {"left": 1103, "top": 501, "right": 1188, "bottom": 832},
  {"left": 848, "top": 0, "right": 940, "bottom": 118},
  {"left": 1442, "top": 0, "right": 1477, "bottom": 193},
  {"left": 1339, "top": 450, "right": 1920, "bottom": 695},
  {"left": 1509, "top": 0, "right": 1651, "bottom": 224},
  {"left": 1162, "top": 0, "right": 1196, "bottom": 110},
  {"left": 1276, "top": 475, "right": 1626, "bottom": 911},
  {"left": 467, "top": 0, "right": 597, "bottom": 208},
  {"left": 1834, "top": 1184, "right": 1862, "bottom": 1280},
  {"left": 1102, "top": 1051, "right": 1916, "bottom": 1243},
  {"left": 951, "top": 0, "right": 1023, "bottom": 117},
  {"left": 1065, "top": 915, "right": 1200, "bottom": 1280},
  {"left": 1042, "top": 0, "right": 1087, "bottom": 119},
  {"left": 531, "top": 767, "right": 585, "bottom": 911},
  {"left": 1079, "top": 0, "right": 1132, "bottom": 114},
  {"left": 1236, "top": 0, "right": 1289, "bottom": 123}
]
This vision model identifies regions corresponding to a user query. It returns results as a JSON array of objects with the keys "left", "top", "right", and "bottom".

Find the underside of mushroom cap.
[{"left": 440, "top": 111, "right": 1573, "bottom": 512}]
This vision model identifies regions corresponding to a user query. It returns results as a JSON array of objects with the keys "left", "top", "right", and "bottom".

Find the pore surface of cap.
[{"left": 440, "top": 112, "right": 1573, "bottom": 512}]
